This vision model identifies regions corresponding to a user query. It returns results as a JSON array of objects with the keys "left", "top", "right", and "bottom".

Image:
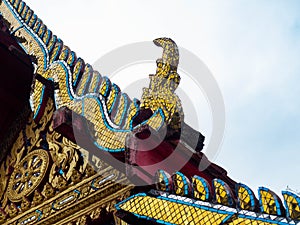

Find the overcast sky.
[{"left": 24, "top": 0, "right": 300, "bottom": 197}]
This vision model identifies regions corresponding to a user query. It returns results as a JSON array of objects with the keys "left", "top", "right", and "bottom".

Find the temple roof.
[{"left": 0, "top": 0, "right": 299, "bottom": 224}]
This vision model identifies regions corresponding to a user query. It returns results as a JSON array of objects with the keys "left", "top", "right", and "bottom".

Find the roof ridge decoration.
[
  {"left": 115, "top": 170, "right": 300, "bottom": 224},
  {"left": 0, "top": 0, "right": 183, "bottom": 152}
]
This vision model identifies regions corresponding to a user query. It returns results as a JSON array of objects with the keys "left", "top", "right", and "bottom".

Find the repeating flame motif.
[{"left": 142, "top": 169, "right": 300, "bottom": 224}]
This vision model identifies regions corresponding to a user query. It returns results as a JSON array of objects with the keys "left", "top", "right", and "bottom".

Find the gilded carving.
[
  {"left": 0, "top": 164, "right": 8, "bottom": 204},
  {"left": 0, "top": 209, "right": 7, "bottom": 224},
  {"left": 20, "top": 197, "right": 31, "bottom": 212},
  {"left": 17, "top": 210, "right": 41, "bottom": 225},
  {"left": 42, "top": 182, "right": 56, "bottom": 199},
  {"left": 7, "top": 203, "right": 19, "bottom": 218},
  {"left": 71, "top": 169, "right": 82, "bottom": 184},
  {"left": 56, "top": 176, "right": 68, "bottom": 192},
  {"left": 89, "top": 207, "right": 102, "bottom": 220},
  {"left": 6, "top": 149, "right": 49, "bottom": 202},
  {"left": 32, "top": 190, "right": 44, "bottom": 206},
  {"left": 0, "top": 96, "right": 133, "bottom": 224},
  {"left": 84, "top": 164, "right": 97, "bottom": 177},
  {"left": 75, "top": 215, "right": 87, "bottom": 225}
]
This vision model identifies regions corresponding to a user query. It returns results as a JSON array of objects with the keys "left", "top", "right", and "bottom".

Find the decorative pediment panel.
[{"left": 0, "top": 99, "right": 132, "bottom": 224}]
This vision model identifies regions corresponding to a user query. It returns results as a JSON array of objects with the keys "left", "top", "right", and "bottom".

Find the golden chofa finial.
[
  {"left": 153, "top": 37, "right": 179, "bottom": 69},
  {"left": 151, "top": 37, "right": 181, "bottom": 92},
  {"left": 139, "top": 38, "right": 184, "bottom": 131}
]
